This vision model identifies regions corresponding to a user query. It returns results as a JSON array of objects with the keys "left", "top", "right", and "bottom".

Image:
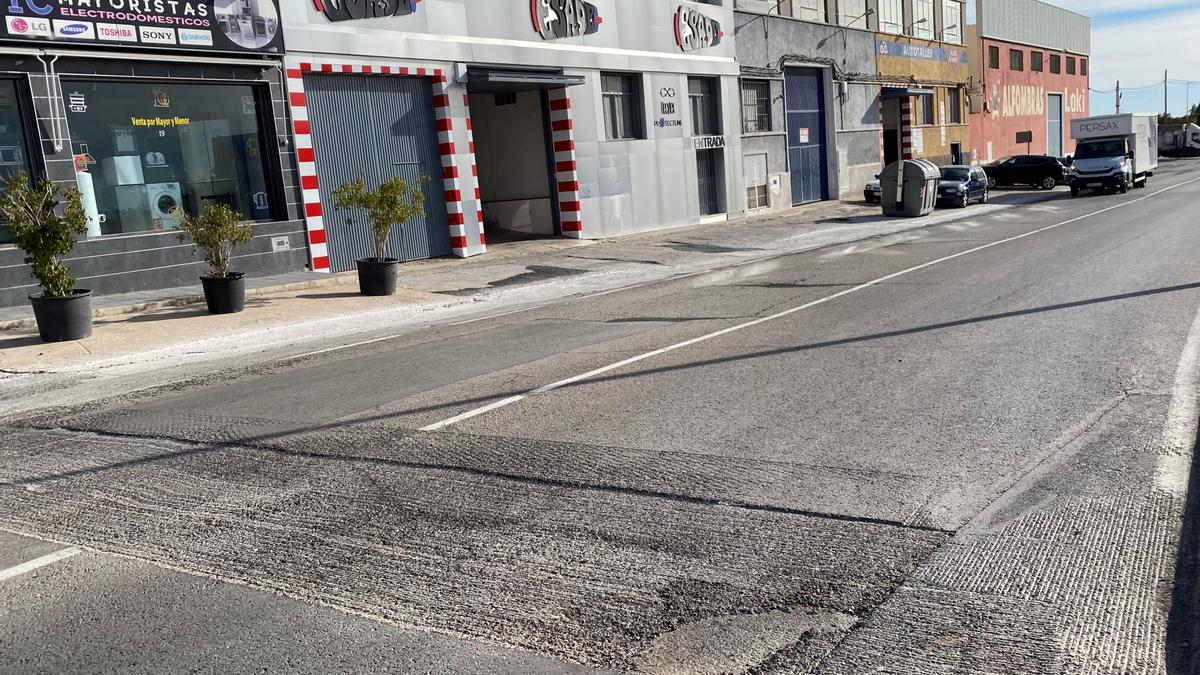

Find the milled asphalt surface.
[{"left": 3, "top": 161, "right": 1200, "bottom": 673}]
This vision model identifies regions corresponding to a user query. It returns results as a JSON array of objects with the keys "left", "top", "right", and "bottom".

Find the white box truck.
[{"left": 1068, "top": 113, "right": 1158, "bottom": 196}]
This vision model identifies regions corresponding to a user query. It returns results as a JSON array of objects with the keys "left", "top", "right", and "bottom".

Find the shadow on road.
[{"left": 1168, "top": 425, "right": 1200, "bottom": 674}]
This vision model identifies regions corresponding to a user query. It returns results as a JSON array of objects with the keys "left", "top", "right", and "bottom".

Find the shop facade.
[
  {"left": 0, "top": 0, "right": 309, "bottom": 309},
  {"left": 966, "top": 0, "right": 1090, "bottom": 162},
  {"left": 734, "top": 1, "right": 883, "bottom": 211},
  {"left": 280, "top": 0, "right": 741, "bottom": 273},
  {"left": 856, "top": 0, "right": 970, "bottom": 168}
]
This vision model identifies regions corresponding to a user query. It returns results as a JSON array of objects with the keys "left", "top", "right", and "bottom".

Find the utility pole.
[
  {"left": 1116, "top": 81, "right": 1121, "bottom": 114},
  {"left": 1165, "top": 70, "right": 1169, "bottom": 117}
]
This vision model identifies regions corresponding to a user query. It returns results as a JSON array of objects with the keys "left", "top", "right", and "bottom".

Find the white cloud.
[{"left": 1089, "top": 10, "right": 1200, "bottom": 89}]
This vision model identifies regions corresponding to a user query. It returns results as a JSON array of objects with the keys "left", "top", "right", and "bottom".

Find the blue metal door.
[
  {"left": 304, "top": 74, "right": 451, "bottom": 272},
  {"left": 784, "top": 67, "right": 829, "bottom": 205}
]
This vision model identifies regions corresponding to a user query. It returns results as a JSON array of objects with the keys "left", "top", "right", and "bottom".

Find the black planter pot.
[
  {"left": 29, "top": 289, "right": 93, "bottom": 343},
  {"left": 200, "top": 273, "right": 246, "bottom": 315},
  {"left": 356, "top": 258, "right": 400, "bottom": 296}
]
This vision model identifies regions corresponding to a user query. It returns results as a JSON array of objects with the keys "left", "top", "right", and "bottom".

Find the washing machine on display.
[{"left": 147, "top": 182, "right": 183, "bottom": 231}]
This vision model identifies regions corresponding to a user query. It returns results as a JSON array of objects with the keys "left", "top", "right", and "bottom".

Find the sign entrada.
[
  {"left": 1, "top": 0, "right": 283, "bottom": 53},
  {"left": 674, "top": 5, "right": 721, "bottom": 52},
  {"left": 531, "top": 0, "right": 601, "bottom": 40},
  {"left": 694, "top": 135, "right": 725, "bottom": 150},
  {"left": 313, "top": 0, "right": 416, "bottom": 23}
]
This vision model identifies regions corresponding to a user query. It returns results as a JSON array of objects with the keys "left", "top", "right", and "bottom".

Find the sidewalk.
[{"left": 0, "top": 189, "right": 1065, "bottom": 377}]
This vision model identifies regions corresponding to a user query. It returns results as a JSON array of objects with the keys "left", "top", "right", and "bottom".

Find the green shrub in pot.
[
  {"left": 333, "top": 174, "right": 425, "bottom": 296},
  {"left": 172, "top": 202, "right": 254, "bottom": 314},
  {"left": 3, "top": 172, "right": 92, "bottom": 342}
]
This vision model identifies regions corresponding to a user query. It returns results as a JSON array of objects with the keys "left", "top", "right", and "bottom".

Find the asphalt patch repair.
[{"left": 0, "top": 426, "right": 945, "bottom": 671}]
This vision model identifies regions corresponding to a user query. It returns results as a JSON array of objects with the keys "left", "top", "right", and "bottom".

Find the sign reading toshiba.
[{"left": 1, "top": 0, "right": 283, "bottom": 53}]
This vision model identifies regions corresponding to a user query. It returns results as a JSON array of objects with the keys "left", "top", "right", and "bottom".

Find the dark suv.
[{"left": 982, "top": 155, "right": 1066, "bottom": 190}]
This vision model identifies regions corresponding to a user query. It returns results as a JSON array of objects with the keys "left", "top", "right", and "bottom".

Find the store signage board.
[
  {"left": 674, "top": 5, "right": 721, "bottom": 52},
  {"left": 312, "top": 0, "right": 416, "bottom": 23},
  {"left": 531, "top": 0, "right": 601, "bottom": 40},
  {"left": 1, "top": 0, "right": 284, "bottom": 54},
  {"left": 694, "top": 135, "right": 725, "bottom": 150},
  {"left": 876, "top": 40, "right": 966, "bottom": 65}
]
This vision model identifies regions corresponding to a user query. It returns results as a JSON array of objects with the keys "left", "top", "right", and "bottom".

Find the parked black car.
[
  {"left": 981, "top": 155, "right": 1066, "bottom": 190},
  {"left": 937, "top": 166, "right": 990, "bottom": 208}
]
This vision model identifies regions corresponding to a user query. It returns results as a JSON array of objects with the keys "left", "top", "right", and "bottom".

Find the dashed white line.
[
  {"left": 0, "top": 547, "right": 81, "bottom": 582},
  {"left": 420, "top": 176, "right": 1200, "bottom": 432}
]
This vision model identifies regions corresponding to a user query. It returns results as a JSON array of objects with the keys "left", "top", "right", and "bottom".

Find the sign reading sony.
[{"left": 531, "top": 0, "right": 601, "bottom": 40}]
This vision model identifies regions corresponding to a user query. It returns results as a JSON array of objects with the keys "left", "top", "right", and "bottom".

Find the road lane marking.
[
  {"left": 421, "top": 176, "right": 1200, "bottom": 432},
  {"left": 0, "top": 547, "right": 81, "bottom": 582},
  {"left": 1156, "top": 303, "right": 1200, "bottom": 496},
  {"left": 448, "top": 305, "right": 547, "bottom": 326},
  {"left": 285, "top": 334, "right": 404, "bottom": 362}
]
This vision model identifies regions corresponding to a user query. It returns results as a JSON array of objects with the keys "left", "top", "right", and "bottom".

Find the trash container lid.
[{"left": 905, "top": 159, "right": 940, "bottom": 179}]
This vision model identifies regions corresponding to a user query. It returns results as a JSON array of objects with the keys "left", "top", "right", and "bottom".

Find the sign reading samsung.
[
  {"left": 531, "top": 0, "right": 601, "bottom": 40},
  {"left": 1, "top": 0, "right": 283, "bottom": 53},
  {"left": 876, "top": 39, "right": 967, "bottom": 65}
]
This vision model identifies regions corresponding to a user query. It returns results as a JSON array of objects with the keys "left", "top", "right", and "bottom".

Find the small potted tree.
[
  {"left": 333, "top": 174, "right": 425, "bottom": 296},
  {"left": 3, "top": 173, "right": 91, "bottom": 343},
  {"left": 172, "top": 202, "right": 254, "bottom": 314}
]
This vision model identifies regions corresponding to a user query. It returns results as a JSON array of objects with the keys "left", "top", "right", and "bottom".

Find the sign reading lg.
[
  {"left": 313, "top": 0, "right": 417, "bottom": 23},
  {"left": 674, "top": 6, "right": 722, "bottom": 52}
]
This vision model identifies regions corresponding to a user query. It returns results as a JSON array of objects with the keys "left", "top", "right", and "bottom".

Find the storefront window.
[
  {"left": 63, "top": 79, "right": 275, "bottom": 236},
  {"left": 689, "top": 77, "right": 722, "bottom": 137},
  {"left": 0, "top": 80, "right": 35, "bottom": 245}
]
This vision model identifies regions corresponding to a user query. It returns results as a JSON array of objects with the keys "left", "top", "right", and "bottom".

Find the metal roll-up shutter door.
[
  {"left": 784, "top": 67, "right": 829, "bottom": 205},
  {"left": 304, "top": 74, "right": 451, "bottom": 271}
]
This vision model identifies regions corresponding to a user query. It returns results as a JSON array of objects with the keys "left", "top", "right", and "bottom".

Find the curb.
[
  {"left": 0, "top": 191, "right": 1065, "bottom": 333},
  {"left": 0, "top": 272, "right": 359, "bottom": 332}
]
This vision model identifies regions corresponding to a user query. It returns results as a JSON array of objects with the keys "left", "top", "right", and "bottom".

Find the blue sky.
[{"left": 968, "top": 1, "right": 1200, "bottom": 116}]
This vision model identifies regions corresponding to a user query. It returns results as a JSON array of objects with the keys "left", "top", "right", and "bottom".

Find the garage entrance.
[
  {"left": 303, "top": 74, "right": 451, "bottom": 271},
  {"left": 466, "top": 68, "right": 584, "bottom": 243}
]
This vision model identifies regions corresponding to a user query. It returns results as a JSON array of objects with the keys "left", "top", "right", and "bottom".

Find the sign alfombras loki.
[{"left": 531, "top": 0, "right": 601, "bottom": 40}]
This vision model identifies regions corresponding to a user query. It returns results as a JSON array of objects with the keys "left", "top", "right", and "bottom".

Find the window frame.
[
  {"left": 1081, "top": 58, "right": 1088, "bottom": 77},
  {"left": 1030, "top": 51, "right": 1044, "bottom": 73},
  {"left": 1049, "top": 54, "right": 1061, "bottom": 74},
  {"left": 947, "top": 88, "right": 962, "bottom": 124},
  {"left": 600, "top": 72, "right": 645, "bottom": 142},
  {"left": 689, "top": 76, "right": 722, "bottom": 137},
  {"left": 837, "top": 0, "right": 869, "bottom": 28},
  {"left": 740, "top": 79, "right": 771, "bottom": 134},
  {"left": 58, "top": 75, "right": 285, "bottom": 237},
  {"left": 988, "top": 45, "right": 1000, "bottom": 69},
  {"left": 0, "top": 75, "right": 46, "bottom": 247},
  {"left": 1009, "top": 49, "right": 1024, "bottom": 72},
  {"left": 878, "top": 0, "right": 903, "bottom": 34},
  {"left": 917, "top": 93, "right": 935, "bottom": 126},
  {"left": 940, "top": 0, "right": 962, "bottom": 44},
  {"left": 912, "top": 0, "right": 934, "bottom": 39},
  {"left": 1066, "top": 56, "right": 1076, "bottom": 75}
]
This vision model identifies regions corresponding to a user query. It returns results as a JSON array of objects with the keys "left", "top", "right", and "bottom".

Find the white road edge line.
[
  {"left": 420, "top": 177, "right": 1200, "bottom": 432},
  {"left": 1156, "top": 301, "right": 1200, "bottom": 496},
  {"left": 0, "top": 547, "right": 81, "bottom": 582},
  {"left": 448, "top": 305, "right": 546, "bottom": 326}
]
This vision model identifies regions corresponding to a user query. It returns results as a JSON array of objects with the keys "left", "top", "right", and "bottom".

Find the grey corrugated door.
[
  {"left": 1046, "top": 93, "right": 1063, "bottom": 158},
  {"left": 304, "top": 74, "right": 451, "bottom": 271},
  {"left": 784, "top": 68, "right": 829, "bottom": 205}
]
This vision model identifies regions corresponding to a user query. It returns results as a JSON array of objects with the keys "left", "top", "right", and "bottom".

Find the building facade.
[
  {"left": 874, "top": 0, "right": 971, "bottom": 167},
  {"left": 282, "top": 0, "right": 742, "bottom": 273},
  {"left": 734, "top": 0, "right": 880, "bottom": 211},
  {"left": 967, "top": 0, "right": 1090, "bottom": 162},
  {"left": 734, "top": 0, "right": 967, "bottom": 213},
  {"left": 0, "top": 0, "right": 308, "bottom": 309}
]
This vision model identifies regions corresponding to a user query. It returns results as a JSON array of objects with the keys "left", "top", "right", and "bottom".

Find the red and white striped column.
[
  {"left": 547, "top": 87, "right": 583, "bottom": 238},
  {"left": 901, "top": 97, "right": 915, "bottom": 160}
]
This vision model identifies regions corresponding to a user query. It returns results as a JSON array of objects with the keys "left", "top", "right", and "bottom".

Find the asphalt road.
[{"left": 4, "top": 161, "right": 1200, "bottom": 673}]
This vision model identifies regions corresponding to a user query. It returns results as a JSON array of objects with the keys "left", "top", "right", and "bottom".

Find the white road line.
[
  {"left": 448, "top": 305, "right": 546, "bottom": 326},
  {"left": 0, "top": 547, "right": 81, "bottom": 582},
  {"left": 284, "top": 334, "right": 402, "bottom": 362},
  {"left": 1156, "top": 302, "right": 1200, "bottom": 496},
  {"left": 420, "top": 177, "right": 1200, "bottom": 432}
]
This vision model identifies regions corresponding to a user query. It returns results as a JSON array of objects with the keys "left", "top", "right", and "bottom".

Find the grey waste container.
[{"left": 879, "top": 159, "right": 940, "bottom": 217}]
